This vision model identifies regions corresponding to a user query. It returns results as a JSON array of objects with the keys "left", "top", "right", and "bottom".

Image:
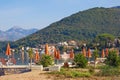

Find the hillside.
[
  {"left": 14, "top": 7, "right": 120, "bottom": 47},
  {"left": 0, "top": 26, "right": 38, "bottom": 41}
]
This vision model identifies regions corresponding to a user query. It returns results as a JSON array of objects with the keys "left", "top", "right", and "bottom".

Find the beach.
[
  {"left": 1, "top": 70, "right": 120, "bottom": 80},
  {"left": 0, "top": 70, "right": 52, "bottom": 80}
]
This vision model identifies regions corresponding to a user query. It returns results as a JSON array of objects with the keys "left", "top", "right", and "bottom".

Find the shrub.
[
  {"left": 48, "top": 68, "right": 91, "bottom": 78},
  {"left": 74, "top": 53, "right": 88, "bottom": 68},
  {"left": 97, "top": 65, "right": 120, "bottom": 76},
  {"left": 37, "top": 54, "right": 54, "bottom": 67},
  {"left": 88, "top": 66, "right": 95, "bottom": 74},
  {"left": 105, "top": 50, "right": 120, "bottom": 67}
]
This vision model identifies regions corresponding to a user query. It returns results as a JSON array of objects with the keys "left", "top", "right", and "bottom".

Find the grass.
[
  {"left": 47, "top": 64, "right": 120, "bottom": 79},
  {"left": 48, "top": 68, "right": 91, "bottom": 78},
  {"left": 95, "top": 65, "right": 120, "bottom": 76}
]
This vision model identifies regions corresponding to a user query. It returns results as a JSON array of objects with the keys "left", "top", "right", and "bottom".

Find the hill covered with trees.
[{"left": 14, "top": 7, "right": 120, "bottom": 47}]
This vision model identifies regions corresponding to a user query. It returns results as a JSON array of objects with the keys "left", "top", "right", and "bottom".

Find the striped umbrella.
[
  {"left": 54, "top": 48, "right": 57, "bottom": 58},
  {"left": 105, "top": 48, "right": 109, "bottom": 56},
  {"left": 35, "top": 50, "right": 40, "bottom": 61},
  {"left": 88, "top": 48, "right": 92, "bottom": 58},
  {"left": 82, "top": 48, "right": 86, "bottom": 57},
  {"left": 45, "top": 43, "right": 49, "bottom": 55},
  {"left": 101, "top": 49, "right": 105, "bottom": 58},
  {"left": 56, "top": 50, "right": 60, "bottom": 60},
  {"left": 6, "top": 43, "right": 11, "bottom": 56},
  {"left": 70, "top": 49, "right": 74, "bottom": 59}
]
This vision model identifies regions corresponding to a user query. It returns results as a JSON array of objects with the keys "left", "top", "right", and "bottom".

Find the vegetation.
[
  {"left": 96, "top": 65, "right": 120, "bottom": 76},
  {"left": 92, "top": 49, "right": 99, "bottom": 67},
  {"left": 105, "top": 50, "right": 120, "bottom": 67},
  {"left": 11, "top": 7, "right": 120, "bottom": 47},
  {"left": 28, "top": 48, "right": 34, "bottom": 68},
  {"left": 74, "top": 53, "right": 88, "bottom": 68},
  {"left": 37, "top": 54, "right": 54, "bottom": 67},
  {"left": 95, "top": 33, "right": 115, "bottom": 48},
  {"left": 88, "top": 66, "right": 95, "bottom": 74},
  {"left": 49, "top": 68, "right": 91, "bottom": 78}
]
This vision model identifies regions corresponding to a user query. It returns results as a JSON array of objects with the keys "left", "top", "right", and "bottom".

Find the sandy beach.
[
  {"left": 1, "top": 70, "right": 120, "bottom": 80},
  {"left": 0, "top": 70, "right": 53, "bottom": 80}
]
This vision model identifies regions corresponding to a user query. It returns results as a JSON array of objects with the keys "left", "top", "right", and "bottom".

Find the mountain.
[
  {"left": 14, "top": 7, "right": 120, "bottom": 47},
  {"left": 0, "top": 26, "right": 38, "bottom": 41},
  {"left": 112, "top": 6, "right": 120, "bottom": 9}
]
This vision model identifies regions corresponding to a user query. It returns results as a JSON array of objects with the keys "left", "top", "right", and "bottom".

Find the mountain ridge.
[
  {"left": 13, "top": 7, "right": 120, "bottom": 47},
  {"left": 0, "top": 27, "right": 38, "bottom": 41}
]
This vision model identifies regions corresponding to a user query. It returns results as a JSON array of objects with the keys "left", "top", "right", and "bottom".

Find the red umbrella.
[
  {"left": 6, "top": 43, "right": 11, "bottom": 56},
  {"left": 101, "top": 49, "right": 105, "bottom": 58},
  {"left": 105, "top": 48, "right": 109, "bottom": 56},
  {"left": 56, "top": 50, "right": 60, "bottom": 60},
  {"left": 82, "top": 48, "right": 86, "bottom": 57},
  {"left": 70, "top": 49, "right": 74, "bottom": 59},
  {"left": 35, "top": 50, "right": 40, "bottom": 61},
  {"left": 54, "top": 48, "right": 57, "bottom": 58},
  {"left": 45, "top": 43, "right": 49, "bottom": 55},
  {"left": 87, "top": 48, "right": 91, "bottom": 58}
]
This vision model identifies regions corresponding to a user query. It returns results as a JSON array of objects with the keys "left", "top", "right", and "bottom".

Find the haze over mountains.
[
  {"left": 13, "top": 6, "right": 120, "bottom": 47},
  {"left": 0, "top": 26, "right": 38, "bottom": 41}
]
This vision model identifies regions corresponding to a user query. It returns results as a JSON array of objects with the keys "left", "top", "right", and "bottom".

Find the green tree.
[
  {"left": 105, "top": 50, "right": 120, "bottom": 67},
  {"left": 74, "top": 53, "right": 88, "bottom": 68},
  {"left": 37, "top": 54, "right": 54, "bottom": 67},
  {"left": 92, "top": 49, "right": 99, "bottom": 68},
  {"left": 28, "top": 48, "right": 34, "bottom": 68},
  {"left": 95, "top": 33, "right": 115, "bottom": 48}
]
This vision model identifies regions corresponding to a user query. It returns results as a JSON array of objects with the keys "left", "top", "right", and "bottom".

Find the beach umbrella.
[
  {"left": 87, "top": 48, "right": 92, "bottom": 58},
  {"left": 35, "top": 50, "right": 40, "bottom": 61},
  {"left": 56, "top": 50, "right": 60, "bottom": 60},
  {"left": 82, "top": 48, "right": 86, "bottom": 57},
  {"left": 105, "top": 48, "right": 109, "bottom": 56},
  {"left": 54, "top": 48, "right": 57, "bottom": 58},
  {"left": 56, "top": 50, "right": 60, "bottom": 64},
  {"left": 101, "top": 49, "right": 105, "bottom": 58},
  {"left": 45, "top": 43, "right": 49, "bottom": 55},
  {"left": 6, "top": 43, "right": 11, "bottom": 56},
  {"left": 70, "top": 49, "right": 74, "bottom": 59}
]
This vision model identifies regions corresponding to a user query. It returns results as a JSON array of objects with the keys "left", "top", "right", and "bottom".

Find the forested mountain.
[{"left": 14, "top": 7, "right": 120, "bottom": 47}]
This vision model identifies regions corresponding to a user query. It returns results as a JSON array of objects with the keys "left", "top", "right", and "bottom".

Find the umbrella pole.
[
  {"left": 7, "top": 55, "right": 10, "bottom": 66},
  {"left": 57, "top": 59, "right": 59, "bottom": 65}
]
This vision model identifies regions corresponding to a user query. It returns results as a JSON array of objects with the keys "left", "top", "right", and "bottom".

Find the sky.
[{"left": 0, "top": 0, "right": 120, "bottom": 31}]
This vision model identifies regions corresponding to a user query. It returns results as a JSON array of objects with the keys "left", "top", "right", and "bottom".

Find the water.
[{"left": 0, "top": 52, "right": 30, "bottom": 65}]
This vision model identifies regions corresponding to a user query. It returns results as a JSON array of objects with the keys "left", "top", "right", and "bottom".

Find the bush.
[
  {"left": 37, "top": 54, "right": 54, "bottom": 67},
  {"left": 49, "top": 68, "right": 91, "bottom": 78},
  {"left": 88, "top": 66, "right": 95, "bottom": 74},
  {"left": 74, "top": 53, "right": 88, "bottom": 68},
  {"left": 97, "top": 65, "right": 120, "bottom": 76},
  {"left": 105, "top": 50, "right": 120, "bottom": 67}
]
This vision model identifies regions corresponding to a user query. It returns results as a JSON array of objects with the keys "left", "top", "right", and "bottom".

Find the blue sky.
[{"left": 0, "top": 0, "right": 120, "bottom": 31}]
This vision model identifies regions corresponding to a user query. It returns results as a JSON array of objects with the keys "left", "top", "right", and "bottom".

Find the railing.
[{"left": 0, "top": 65, "right": 31, "bottom": 75}]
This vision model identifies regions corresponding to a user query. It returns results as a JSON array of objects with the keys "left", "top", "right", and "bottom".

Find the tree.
[
  {"left": 37, "top": 54, "right": 54, "bottom": 67},
  {"left": 105, "top": 50, "right": 120, "bottom": 67},
  {"left": 95, "top": 33, "right": 115, "bottom": 48},
  {"left": 92, "top": 49, "right": 99, "bottom": 68},
  {"left": 28, "top": 48, "right": 34, "bottom": 68},
  {"left": 74, "top": 53, "right": 88, "bottom": 68}
]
